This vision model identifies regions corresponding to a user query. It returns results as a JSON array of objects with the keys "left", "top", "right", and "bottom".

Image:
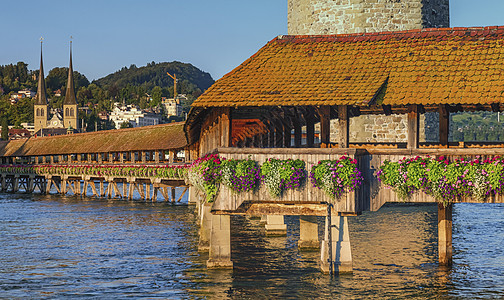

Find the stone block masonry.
[{"left": 288, "top": 0, "right": 449, "bottom": 35}]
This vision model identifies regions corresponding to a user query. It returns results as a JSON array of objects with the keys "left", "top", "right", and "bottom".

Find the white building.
[{"left": 109, "top": 103, "right": 162, "bottom": 129}]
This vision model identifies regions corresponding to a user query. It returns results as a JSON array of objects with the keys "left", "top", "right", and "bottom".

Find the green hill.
[{"left": 93, "top": 61, "right": 214, "bottom": 97}]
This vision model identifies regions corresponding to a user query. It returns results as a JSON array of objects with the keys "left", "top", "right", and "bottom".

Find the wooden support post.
[
  {"left": 274, "top": 121, "right": 283, "bottom": 148},
  {"left": 141, "top": 152, "right": 147, "bottom": 164},
  {"left": 169, "top": 150, "right": 175, "bottom": 164},
  {"left": 318, "top": 106, "right": 331, "bottom": 145},
  {"left": 439, "top": 104, "right": 449, "bottom": 147},
  {"left": 99, "top": 180, "right": 105, "bottom": 197},
  {"left": 222, "top": 107, "right": 232, "bottom": 147},
  {"left": 131, "top": 152, "right": 136, "bottom": 163},
  {"left": 407, "top": 104, "right": 419, "bottom": 149},
  {"left": 283, "top": 124, "right": 291, "bottom": 148},
  {"left": 128, "top": 181, "right": 134, "bottom": 200},
  {"left": 154, "top": 150, "right": 160, "bottom": 163},
  {"left": 438, "top": 203, "right": 453, "bottom": 266},
  {"left": 338, "top": 105, "right": 349, "bottom": 148},
  {"left": 122, "top": 181, "right": 127, "bottom": 198},
  {"left": 171, "top": 187, "right": 176, "bottom": 203},
  {"left": 293, "top": 120, "right": 302, "bottom": 148},
  {"left": 146, "top": 184, "right": 151, "bottom": 200},
  {"left": 98, "top": 153, "right": 103, "bottom": 164},
  {"left": 306, "top": 117, "right": 315, "bottom": 147}
]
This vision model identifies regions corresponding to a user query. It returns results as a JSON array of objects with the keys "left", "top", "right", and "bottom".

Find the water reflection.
[{"left": 0, "top": 193, "right": 503, "bottom": 298}]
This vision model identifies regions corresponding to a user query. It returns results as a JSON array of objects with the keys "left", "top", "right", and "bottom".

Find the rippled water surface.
[{"left": 0, "top": 192, "right": 503, "bottom": 299}]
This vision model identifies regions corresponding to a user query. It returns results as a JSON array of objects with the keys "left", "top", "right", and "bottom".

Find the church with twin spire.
[{"left": 34, "top": 41, "right": 79, "bottom": 137}]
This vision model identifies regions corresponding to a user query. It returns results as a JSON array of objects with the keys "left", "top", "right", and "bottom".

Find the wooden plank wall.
[
  {"left": 212, "top": 148, "right": 364, "bottom": 214},
  {"left": 212, "top": 148, "right": 504, "bottom": 214}
]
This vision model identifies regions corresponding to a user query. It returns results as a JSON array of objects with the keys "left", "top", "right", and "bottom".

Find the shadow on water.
[{"left": 0, "top": 193, "right": 503, "bottom": 299}]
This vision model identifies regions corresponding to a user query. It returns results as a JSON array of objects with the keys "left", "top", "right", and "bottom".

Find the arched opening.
[{"left": 36, "top": 108, "right": 40, "bottom": 117}]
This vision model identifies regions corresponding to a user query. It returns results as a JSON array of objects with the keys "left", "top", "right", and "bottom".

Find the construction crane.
[{"left": 166, "top": 72, "right": 177, "bottom": 99}]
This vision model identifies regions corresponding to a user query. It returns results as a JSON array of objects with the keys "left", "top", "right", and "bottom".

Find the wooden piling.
[{"left": 438, "top": 203, "right": 453, "bottom": 266}]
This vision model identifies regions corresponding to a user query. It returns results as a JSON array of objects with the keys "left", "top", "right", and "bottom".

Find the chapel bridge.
[{"left": 3, "top": 27, "right": 504, "bottom": 274}]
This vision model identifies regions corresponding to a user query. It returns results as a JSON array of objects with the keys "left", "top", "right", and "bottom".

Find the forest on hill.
[{"left": 0, "top": 61, "right": 214, "bottom": 130}]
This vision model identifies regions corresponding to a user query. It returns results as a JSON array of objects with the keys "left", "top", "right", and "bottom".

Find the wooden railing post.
[
  {"left": 439, "top": 104, "right": 449, "bottom": 147},
  {"left": 318, "top": 106, "right": 331, "bottom": 146},
  {"left": 338, "top": 105, "right": 349, "bottom": 148},
  {"left": 407, "top": 104, "right": 419, "bottom": 149}
]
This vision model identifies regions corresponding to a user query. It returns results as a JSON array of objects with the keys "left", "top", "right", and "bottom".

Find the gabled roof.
[
  {"left": 193, "top": 27, "right": 504, "bottom": 108},
  {"left": 0, "top": 122, "right": 187, "bottom": 157}
]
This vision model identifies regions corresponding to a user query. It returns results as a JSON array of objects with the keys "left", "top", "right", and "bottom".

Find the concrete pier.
[
  {"left": 298, "top": 215, "right": 320, "bottom": 250},
  {"left": 207, "top": 214, "right": 233, "bottom": 269},
  {"left": 198, "top": 202, "right": 212, "bottom": 252},
  {"left": 320, "top": 214, "right": 352, "bottom": 274},
  {"left": 265, "top": 215, "right": 287, "bottom": 236}
]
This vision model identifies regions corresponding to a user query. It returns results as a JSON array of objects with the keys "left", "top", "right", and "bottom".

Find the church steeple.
[
  {"left": 34, "top": 38, "right": 49, "bottom": 135},
  {"left": 63, "top": 40, "right": 77, "bottom": 105},
  {"left": 35, "top": 39, "right": 47, "bottom": 105},
  {"left": 63, "top": 38, "right": 79, "bottom": 131}
]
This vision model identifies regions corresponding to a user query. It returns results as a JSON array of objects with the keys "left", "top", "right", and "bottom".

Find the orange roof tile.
[
  {"left": 193, "top": 27, "right": 504, "bottom": 108},
  {"left": 0, "top": 122, "right": 187, "bottom": 157}
]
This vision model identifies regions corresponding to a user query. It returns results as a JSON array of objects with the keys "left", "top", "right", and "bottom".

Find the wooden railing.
[{"left": 211, "top": 147, "right": 504, "bottom": 214}]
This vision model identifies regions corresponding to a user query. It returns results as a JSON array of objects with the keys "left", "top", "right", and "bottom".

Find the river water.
[{"left": 0, "top": 192, "right": 503, "bottom": 299}]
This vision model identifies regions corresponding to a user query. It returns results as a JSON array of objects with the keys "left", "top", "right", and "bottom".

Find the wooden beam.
[
  {"left": 407, "top": 104, "right": 419, "bottom": 149},
  {"left": 317, "top": 106, "right": 331, "bottom": 145},
  {"left": 338, "top": 105, "right": 349, "bottom": 148},
  {"left": 439, "top": 104, "right": 449, "bottom": 147},
  {"left": 213, "top": 203, "right": 358, "bottom": 216}
]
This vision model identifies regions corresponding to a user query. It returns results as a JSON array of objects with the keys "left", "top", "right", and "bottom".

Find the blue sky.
[{"left": 1, "top": 0, "right": 503, "bottom": 81}]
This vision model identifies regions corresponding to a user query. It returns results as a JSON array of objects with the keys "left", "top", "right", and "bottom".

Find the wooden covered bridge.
[
  {"left": 185, "top": 27, "right": 504, "bottom": 273},
  {"left": 2, "top": 26, "right": 504, "bottom": 275},
  {"left": 0, "top": 122, "right": 193, "bottom": 201}
]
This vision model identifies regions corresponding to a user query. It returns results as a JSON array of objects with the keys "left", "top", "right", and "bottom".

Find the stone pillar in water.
[
  {"left": 265, "top": 215, "right": 287, "bottom": 236},
  {"left": 198, "top": 202, "right": 212, "bottom": 252},
  {"left": 188, "top": 186, "right": 198, "bottom": 205},
  {"left": 207, "top": 214, "right": 233, "bottom": 269},
  {"left": 438, "top": 203, "right": 453, "bottom": 266},
  {"left": 320, "top": 214, "right": 352, "bottom": 274},
  {"left": 298, "top": 215, "right": 319, "bottom": 250}
]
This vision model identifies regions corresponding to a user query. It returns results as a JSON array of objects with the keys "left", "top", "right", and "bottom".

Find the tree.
[
  {"left": 120, "top": 121, "right": 133, "bottom": 129},
  {"left": 151, "top": 86, "right": 162, "bottom": 107},
  {"left": 1, "top": 117, "right": 8, "bottom": 140}
]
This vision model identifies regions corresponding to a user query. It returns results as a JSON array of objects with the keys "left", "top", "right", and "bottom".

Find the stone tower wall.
[
  {"left": 288, "top": 0, "right": 449, "bottom": 35},
  {"left": 288, "top": 0, "right": 448, "bottom": 143}
]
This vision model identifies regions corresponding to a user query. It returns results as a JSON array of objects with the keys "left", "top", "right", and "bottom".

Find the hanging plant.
[
  {"left": 310, "top": 156, "right": 363, "bottom": 199},
  {"left": 187, "top": 154, "right": 222, "bottom": 202},
  {"left": 221, "top": 157, "right": 261, "bottom": 193},
  {"left": 261, "top": 158, "right": 306, "bottom": 197},
  {"left": 377, "top": 155, "right": 504, "bottom": 205}
]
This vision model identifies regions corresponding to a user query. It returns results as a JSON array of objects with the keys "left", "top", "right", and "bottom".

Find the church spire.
[
  {"left": 63, "top": 39, "right": 77, "bottom": 105},
  {"left": 35, "top": 38, "right": 47, "bottom": 105}
]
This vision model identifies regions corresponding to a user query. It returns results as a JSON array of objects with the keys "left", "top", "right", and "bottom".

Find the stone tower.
[
  {"left": 34, "top": 41, "right": 48, "bottom": 135},
  {"left": 288, "top": 0, "right": 449, "bottom": 35},
  {"left": 63, "top": 42, "right": 79, "bottom": 131}
]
